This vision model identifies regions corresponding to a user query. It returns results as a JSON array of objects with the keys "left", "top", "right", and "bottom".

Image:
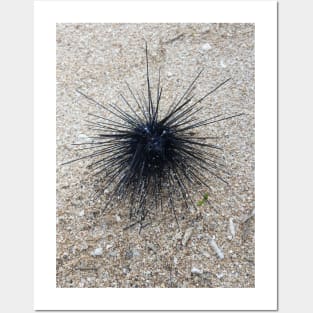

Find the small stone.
[
  {"left": 91, "top": 247, "right": 103, "bottom": 256},
  {"left": 216, "top": 273, "right": 224, "bottom": 279},
  {"left": 220, "top": 59, "right": 227, "bottom": 68},
  {"left": 229, "top": 218, "right": 236, "bottom": 239},
  {"left": 77, "top": 133, "right": 89, "bottom": 143},
  {"left": 78, "top": 210, "right": 84, "bottom": 217},
  {"left": 201, "top": 43, "right": 212, "bottom": 51},
  {"left": 191, "top": 267, "right": 203, "bottom": 275}
]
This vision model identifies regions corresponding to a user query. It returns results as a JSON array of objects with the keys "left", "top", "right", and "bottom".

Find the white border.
[{"left": 34, "top": 1, "right": 277, "bottom": 310}]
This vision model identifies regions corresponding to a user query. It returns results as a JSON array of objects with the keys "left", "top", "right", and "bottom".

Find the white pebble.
[
  {"left": 77, "top": 133, "right": 89, "bottom": 143},
  {"left": 209, "top": 238, "right": 224, "bottom": 259},
  {"left": 91, "top": 247, "right": 103, "bottom": 256},
  {"left": 216, "top": 273, "right": 224, "bottom": 279},
  {"left": 229, "top": 218, "right": 236, "bottom": 239},
  {"left": 191, "top": 267, "right": 203, "bottom": 275},
  {"left": 78, "top": 210, "right": 84, "bottom": 217},
  {"left": 201, "top": 43, "right": 212, "bottom": 51},
  {"left": 220, "top": 59, "right": 227, "bottom": 68}
]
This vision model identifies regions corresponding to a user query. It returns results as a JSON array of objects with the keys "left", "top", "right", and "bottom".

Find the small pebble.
[
  {"left": 91, "top": 247, "right": 103, "bottom": 256},
  {"left": 77, "top": 133, "right": 89, "bottom": 143},
  {"left": 220, "top": 59, "right": 227, "bottom": 68},
  {"left": 191, "top": 267, "right": 203, "bottom": 275},
  {"left": 216, "top": 273, "right": 224, "bottom": 279},
  {"left": 229, "top": 218, "right": 236, "bottom": 238},
  {"left": 201, "top": 43, "right": 212, "bottom": 51}
]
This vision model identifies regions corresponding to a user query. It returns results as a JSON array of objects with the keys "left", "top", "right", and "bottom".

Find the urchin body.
[
  {"left": 128, "top": 122, "right": 173, "bottom": 176},
  {"left": 65, "top": 43, "right": 242, "bottom": 228}
]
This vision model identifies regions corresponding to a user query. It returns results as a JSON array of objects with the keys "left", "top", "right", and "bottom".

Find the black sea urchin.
[{"left": 64, "top": 43, "right": 243, "bottom": 229}]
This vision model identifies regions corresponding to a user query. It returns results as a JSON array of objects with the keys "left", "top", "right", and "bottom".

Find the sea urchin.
[{"left": 64, "top": 42, "right": 243, "bottom": 229}]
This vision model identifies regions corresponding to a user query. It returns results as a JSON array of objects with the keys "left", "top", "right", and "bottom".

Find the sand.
[{"left": 56, "top": 23, "right": 255, "bottom": 288}]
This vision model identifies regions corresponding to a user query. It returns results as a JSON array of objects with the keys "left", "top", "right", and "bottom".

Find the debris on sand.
[{"left": 209, "top": 237, "right": 224, "bottom": 259}]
